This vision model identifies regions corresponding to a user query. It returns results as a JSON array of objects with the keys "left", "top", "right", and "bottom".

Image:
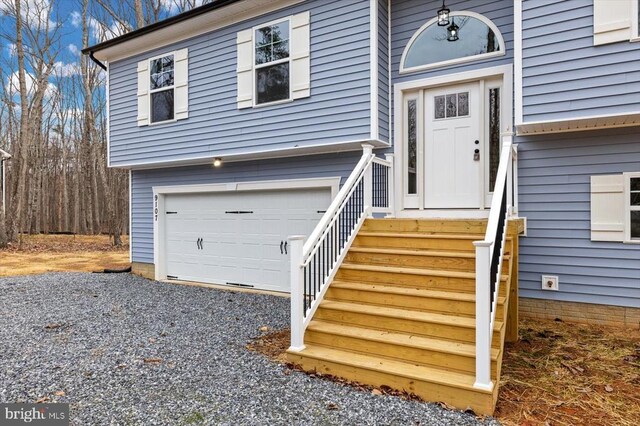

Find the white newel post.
[
  {"left": 385, "top": 153, "right": 395, "bottom": 216},
  {"left": 362, "top": 144, "right": 373, "bottom": 215},
  {"left": 473, "top": 240, "right": 493, "bottom": 391},
  {"left": 289, "top": 235, "right": 306, "bottom": 352},
  {"left": 503, "top": 134, "right": 514, "bottom": 215},
  {"left": 512, "top": 144, "right": 519, "bottom": 216}
]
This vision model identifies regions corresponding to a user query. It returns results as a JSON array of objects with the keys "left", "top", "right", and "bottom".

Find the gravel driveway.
[{"left": 0, "top": 273, "right": 496, "bottom": 425}]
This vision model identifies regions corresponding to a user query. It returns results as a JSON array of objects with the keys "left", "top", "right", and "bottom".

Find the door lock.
[{"left": 473, "top": 149, "right": 480, "bottom": 161}]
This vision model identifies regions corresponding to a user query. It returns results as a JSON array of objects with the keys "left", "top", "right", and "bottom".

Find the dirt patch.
[
  {"left": 0, "top": 234, "right": 130, "bottom": 277},
  {"left": 247, "top": 328, "right": 291, "bottom": 363},
  {"left": 248, "top": 319, "right": 640, "bottom": 424}
]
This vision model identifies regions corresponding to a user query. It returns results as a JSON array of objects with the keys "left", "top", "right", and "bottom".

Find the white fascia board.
[
  {"left": 517, "top": 111, "right": 640, "bottom": 135},
  {"left": 94, "top": 0, "right": 305, "bottom": 62},
  {"left": 110, "top": 138, "right": 390, "bottom": 170}
]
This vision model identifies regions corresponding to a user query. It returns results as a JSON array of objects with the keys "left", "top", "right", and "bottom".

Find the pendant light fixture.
[
  {"left": 447, "top": 16, "right": 459, "bottom": 42},
  {"left": 437, "top": 0, "right": 450, "bottom": 26}
]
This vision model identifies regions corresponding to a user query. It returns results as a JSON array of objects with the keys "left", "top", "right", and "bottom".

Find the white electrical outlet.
[{"left": 541, "top": 275, "right": 559, "bottom": 291}]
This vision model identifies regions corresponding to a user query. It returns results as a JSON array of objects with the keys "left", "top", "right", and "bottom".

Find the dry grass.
[
  {"left": 497, "top": 317, "right": 640, "bottom": 426},
  {"left": 0, "top": 234, "right": 130, "bottom": 277},
  {"left": 248, "top": 319, "right": 640, "bottom": 425}
]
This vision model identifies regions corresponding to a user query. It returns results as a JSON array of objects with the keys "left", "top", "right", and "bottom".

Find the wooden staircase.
[{"left": 287, "top": 218, "right": 523, "bottom": 415}]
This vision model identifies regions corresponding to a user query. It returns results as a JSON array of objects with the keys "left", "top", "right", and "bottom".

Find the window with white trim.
[
  {"left": 591, "top": 172, "right": 640, "bottom": 242},
  {"left": 255, "top": 20, "right": 290, "bottom": 105},
  {"left": 628, "top": 174, "right": 640, "bottom": 240},
  {"left": 137, "top": 48, "right": 188, "bottom": 127},
  {"left": 236, "top": 12, "right": 311, "bottom": 109},
  {"left": 400, "top": 12, "right": 505, "bottom": 73},
  {"left": 150, "top": 54, "right": 175, "bottom": 123}
]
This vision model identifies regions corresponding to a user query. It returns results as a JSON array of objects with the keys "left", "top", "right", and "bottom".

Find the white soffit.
[
  {"left": 517, "top": 113, "right": 640, "bottom": 135},
  {"left": 94, "top": 0, "right": 305, "bottom": 62}
]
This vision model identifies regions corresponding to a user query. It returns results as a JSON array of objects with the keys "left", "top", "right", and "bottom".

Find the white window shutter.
[
  {"left": 291, "top": 11, "right": 311, "bottom": 100},
  {"left": 237, "top": 29, "right": 253, "bottom": 109},
  {"left": 593, "top": 0, "right": 632, "bottom": 45},
  {"left": 591, "top": 174, "right": 625, "bottom": 242},
  {"left": 137, "top": 60, "right": 149, "bottom": 126},
  {"left": 174, "top": 48, "right": 189, "bottom": 120}
]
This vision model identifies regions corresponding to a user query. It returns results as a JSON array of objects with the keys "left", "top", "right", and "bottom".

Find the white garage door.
[{"left": 163, "top": 187, "right": 331, "bottom": 292}]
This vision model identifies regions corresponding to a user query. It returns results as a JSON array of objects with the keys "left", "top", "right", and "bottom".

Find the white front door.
[
  {"left": 424, "top": 83, "right": 482, "bottom": 209},
  {"left": 163, "top": 188, "right": 331, "bottom": 292}
]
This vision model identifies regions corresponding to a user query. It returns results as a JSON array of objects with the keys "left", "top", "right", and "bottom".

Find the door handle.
[
  {"left": 280, "top": 240, "right": 284, "bottom": 254},
  {"left": 474, "top": 149, "right": 480, "bottom": 161},
  {"left": 284, "top": 241, "right": 288, "bottom": 255},
  {"left": 200, "top": 238, "right": 203, "bottom": 250}
]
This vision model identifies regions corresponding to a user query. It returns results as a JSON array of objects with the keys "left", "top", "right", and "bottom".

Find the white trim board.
[
  {"left": 369, "top": 0, "right": 379, "bottom": 140},
  {"left": 93, "top": 0, "right": 305, "bottom": 62},
  {"left": 399, "top": 11, "right": 506, "bottom": 74},
  {"left": 517, "top": 111, "right": 640, "bottom": 135},
  {"left": 393, "top": 65, "right": 514, "bottom": 214},
  {"left": 112, "top": 138, "right": 390, "bottom": 170},
  {"left": 514, "top": 0, "right": 523, "bottom": 126},
  {"left": 152, "top": 176, "right": 341, "bottom": 281}
]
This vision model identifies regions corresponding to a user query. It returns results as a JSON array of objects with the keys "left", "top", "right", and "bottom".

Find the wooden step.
[
  {"left": 305, "top": 320, "right": 500, "bottom": 376},
  {"left": 345, "top": 246, "right": 511, "bottom": 273},
  {"left": 315, "top": 300, "right": 503, "bottom": 346},
  {"left": 326, "top": 280, "right": 506, "bottom": 318},
  {"left": 336, "top": 263, "right": 509, "bottom": 294},
  {"left": 353, "top": 232, "right": 483, "bottom": 251},
  {"left": 361, "top": 219, "right": 489, "bottom": 234},
  {"left": 287, "top": 345, "right": 497, "bottom": 415}
]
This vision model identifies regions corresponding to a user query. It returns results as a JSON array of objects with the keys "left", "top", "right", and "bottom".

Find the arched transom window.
[{"left": 400, "top": 11, "right": 505, "bottom": 73}]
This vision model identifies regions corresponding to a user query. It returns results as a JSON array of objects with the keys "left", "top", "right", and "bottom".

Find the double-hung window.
[
  {"left": 628, "top": 174, "right": 640, "bottom": 241},
  {"left": 236, "top": 12, "right": 310, "bottom": 109},
  {"left": 137, "top": 48, "right": 188, "bottom": 127},
  {"left": 254, "top": 20, "right": 291, "bottom": 105},
  {"left": 149, "top": 54, "right": 175, "bottom": 123}
]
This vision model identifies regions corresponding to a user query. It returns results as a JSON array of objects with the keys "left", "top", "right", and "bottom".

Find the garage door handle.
[
  {"left": 280, "top": 240, "right": 283, "bottom": 254},
  {"left": 284, "top": 241, "right": 287, "bottom": 255}
]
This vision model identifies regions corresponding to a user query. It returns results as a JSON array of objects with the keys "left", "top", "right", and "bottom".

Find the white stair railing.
[
  {"left": 473, "top": 133, "right": 516, "bottom": 390},
  {"left": 289, "top": 144, "right": 393, "bottom": 351}
]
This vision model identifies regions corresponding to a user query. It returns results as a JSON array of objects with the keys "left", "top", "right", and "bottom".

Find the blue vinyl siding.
[
  {"left": 517, "top": 128, "right": 640, "bottom": 308},
  {"left": 131, "top": 152, "right": 362, "bottom": 263},
  {"left": 391, "top": 0, "right": 514, "bottom": 84},
  {"left": 109, "top": 0, "right": 373, "bottom": 167},
  {"left": 378, "top": 0, "right": 390, "bottom": 142},
  {"left": 522, "top": 0, "right": 640, "bottom": 122}
]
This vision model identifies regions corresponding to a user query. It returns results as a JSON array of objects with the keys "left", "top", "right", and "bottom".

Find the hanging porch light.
[
  {"left": 437, "top": 0, "right": 450, "bottom": 26},
  {"left": 447, "top": 17, "right": 459, "bottom": 42}
]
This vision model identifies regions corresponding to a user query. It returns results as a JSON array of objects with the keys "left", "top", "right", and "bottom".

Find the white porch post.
[
  {"left": 473, "top": 240, "right": 494, "bottom": 391},
  {"left": 289, "top": 235, "right": 306, "bottom": 352},
  {"left": 362, "top": 144, "right": 373, "bottom": 216},
  {"left": 385, "top": 153, "right": 395, "bottom": 217}
]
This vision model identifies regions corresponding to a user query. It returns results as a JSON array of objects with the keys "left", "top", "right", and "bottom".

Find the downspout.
[{"left": 89, "top": 51, "right": 107, "bottom": 71}]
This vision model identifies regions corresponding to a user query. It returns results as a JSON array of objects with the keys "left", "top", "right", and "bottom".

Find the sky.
[{"left": 0, "top": 0, "right": 202, "bottom": 97}]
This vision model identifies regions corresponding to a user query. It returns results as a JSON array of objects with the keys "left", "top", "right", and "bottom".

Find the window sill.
[
  {"left": 252, "top": 98, "right": 294, "bottom": 109},
  {"left": 631, "top": 37, "right": 640, "bottom": 43},
  {"left": 148, "top": 118, "right": 178, "bottom": 126}
]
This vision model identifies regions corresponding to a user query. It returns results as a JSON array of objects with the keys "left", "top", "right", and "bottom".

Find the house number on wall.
[{"left": 154, "top": 195, "right": 158, "bottom": 221}]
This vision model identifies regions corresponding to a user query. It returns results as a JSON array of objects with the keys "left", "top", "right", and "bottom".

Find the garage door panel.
[{"left": 164, "top": 187, "right": 331, "bottom": 292}]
